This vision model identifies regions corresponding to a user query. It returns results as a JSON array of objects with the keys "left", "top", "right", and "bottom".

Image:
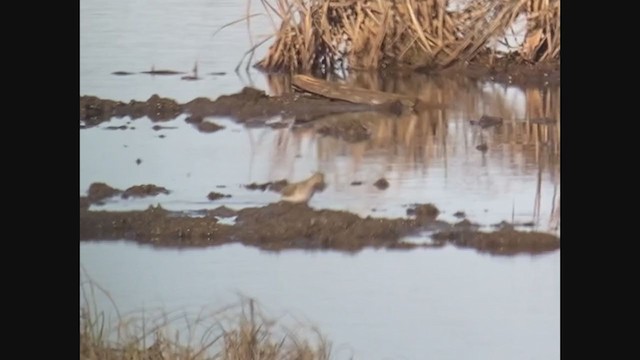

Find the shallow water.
[
  {"left": 81, "top": 0, "right": 560, "bottom": 231},
  {"left": 80, "top": 111, "right": 559, "bottom": 230},
  {"left": 81, "top": 0, "right": 274, "bottom": 102},
  {"left": 81, "top": 0, "right": 560, "bottom": 358},
  {"left": 81, "top": 242, "right": 560, "bottom": 360}
]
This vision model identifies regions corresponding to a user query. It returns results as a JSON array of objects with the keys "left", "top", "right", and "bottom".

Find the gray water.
[
  {"left": 81, "top": 242, "right": 559, "bottom": 360},
  {"left": 80, "top": 0, "right": 560, "bottom": 358}
]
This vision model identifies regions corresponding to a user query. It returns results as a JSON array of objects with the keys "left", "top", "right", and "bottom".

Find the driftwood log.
[{"left": 292, "top": 75, "right": 417, "bottom": 107}]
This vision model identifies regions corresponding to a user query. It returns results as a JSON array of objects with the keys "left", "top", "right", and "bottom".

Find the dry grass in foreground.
[{"left": 80, "top": 279, "right": 332, "bottom": 360}]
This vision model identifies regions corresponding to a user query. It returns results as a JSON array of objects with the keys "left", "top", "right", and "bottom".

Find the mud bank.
[
  {"left": 80, "top": 183, "right": 170, "bottom": 209},
  {"left": 81, "top": 64, "right": 559, "bottom": 134},
  {"left": 81, "top": 93, "right": 402, "bottom": 143},
  {"left": 80, "top": 201, "right": 559, "bottom": 255},
  {"left": 81, "top": 88, "right": 399, "bottom": 126}
]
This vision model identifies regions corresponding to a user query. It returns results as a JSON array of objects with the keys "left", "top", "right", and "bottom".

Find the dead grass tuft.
[{"left": 250, "top": 0, "right": 559, "bottom": 73}]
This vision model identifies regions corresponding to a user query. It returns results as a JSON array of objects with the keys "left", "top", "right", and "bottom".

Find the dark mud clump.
[
  {"left": 104, "top": 125, "right": 128, "bottom": 130},
  {"left": 433, "top": 227, "right": 559, "bottom": 255},
  {"left": 454, "top": 219, "right": 481, "bottom": 231},
  {"left": 80, "top": 96, "right": 123, "bottom": 126},
  {"left": 112, "top": 71, "right": 135, "bottom": 76},
  {"left": 80, "top": 94, "right": 183, "bottom": 127},
  {"left": 245, "top": 180, "right": 289, "bottom": 193},
  {"left": 152, "top": 125, "right": 178, "bottom": 131},
  {"left": 141, "top": 69, "right": 185, "bottom": 75},
  {"left": 185, "top": 115, "right": 203, "bottom": 124},
  {"left": 121, "top": 184, "right": 170, "bottom": 199},
  {"left": 123, "top": 95, "right": 182, "bottom": 122},
  {"left": 245, "top": 182, "right": 271, "bottom": 191},
  {"left": 453, "top": 211, "right": 466, "bottom": 218},
  {"left": 86, "top": 182, "right": 122, "bottom": 203},
  {"left": 373, "top": 178, "right": 390, "bottom": 190},
  {"left": 82, "top": 183, "right": 172, "bottom": 205},
  {"left": 232, "top": 202, "right": 418, "bottom": 251},
  {"left": 476, "top": 144, "right": 488, "bottom": 152},
  {"left": 184, "top": 88, "right": 268, "bottom": 121},
  {"left": 207, "top": 192, "right": 231, "bottom": 201},
  {"left": 406, "top": 203, "right": 440, "bottom": 223},
  {"left": 195, "top": 121, "right": 224, "bottom": 133},
  {"left": 80, "top": 205, "right": 232, "bottom": 247}
]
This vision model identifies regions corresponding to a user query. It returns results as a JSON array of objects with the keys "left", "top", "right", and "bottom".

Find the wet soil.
[
  {"left": 406, "top": 204, "right": 440, "bottom": 219},
  {"left": 80, "top": 64, "right": 559, "bottom": 255},
  {"left": 80, "top": 94, "right": 182, "bottom": 126},
  {"left": 81, "top": 62, "right": 558, "bottom": 142},
  {"left": 373, "top": 178, "right": 390, "bottom": 190},
  {"left": 245, "top": 179, "right": 290, "bottom": 193},
  {"left": 207, "top": 192, "right": 231, "bottom": 201},
  {"left": 80, "top": 90, "right": 392, "bottom": 143},
  {"left": 122, "top": 184, "right": 171, "bottom": 199},
  {"left": 80, "top": 183, "right": 170, "bottom": 208},
  {"left": 80, "top": 183, "right": 559, "bottom": 255}
]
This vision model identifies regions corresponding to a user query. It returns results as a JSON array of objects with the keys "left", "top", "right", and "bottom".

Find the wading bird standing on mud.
[{"left": 280, "top": 172, "right": 326, "bottom": 204}]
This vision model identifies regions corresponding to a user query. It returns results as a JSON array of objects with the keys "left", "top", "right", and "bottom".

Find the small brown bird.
[{"left": 280, "top": 172, "right": 326, "bottom": 203}]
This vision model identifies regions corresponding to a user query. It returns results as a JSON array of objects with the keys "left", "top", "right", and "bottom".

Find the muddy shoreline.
[
  {"left": 80, "top": 67, "right": 560, "bottom": 255},
  {"left": 80, "top": 183, "right": 560, "bottom": 256},
  {"left": 81, "top": 65, "right": 559, "bottom": 130}
]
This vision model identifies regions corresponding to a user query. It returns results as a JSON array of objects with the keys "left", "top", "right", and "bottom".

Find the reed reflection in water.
[{"left": 257, "top": 72, "right": 559, "bottom": 232}]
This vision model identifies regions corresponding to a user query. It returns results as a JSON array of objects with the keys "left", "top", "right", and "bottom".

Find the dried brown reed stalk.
[
  {"left": 256, "top": 0, "right": 560, "bottom": 73},
  {"left": 80, "top": 277, "right": 332, "bottom": 360}
]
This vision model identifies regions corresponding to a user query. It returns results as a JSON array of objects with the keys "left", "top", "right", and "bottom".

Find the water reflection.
[
  {"left": 81, "top": 1, "right": 559, "bottom": 358},
  {"left": 258, "top": 73, "right": 559, "bottom": 231}
]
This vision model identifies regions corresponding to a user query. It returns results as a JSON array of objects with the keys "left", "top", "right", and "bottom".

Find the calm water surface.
[
  {"left": 81, "top": 242, "right": 559, "bottom": 360},
  {"left": 80, "top": 0, "right": 560, "bottom": 359}
]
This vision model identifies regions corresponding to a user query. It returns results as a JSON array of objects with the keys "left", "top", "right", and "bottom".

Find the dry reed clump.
[
  {"left": 254, "top": 0, "right": 559, "bottom": 73},
  {"left": 80, "top": 279, "right": 332, "bottom": 360}
]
